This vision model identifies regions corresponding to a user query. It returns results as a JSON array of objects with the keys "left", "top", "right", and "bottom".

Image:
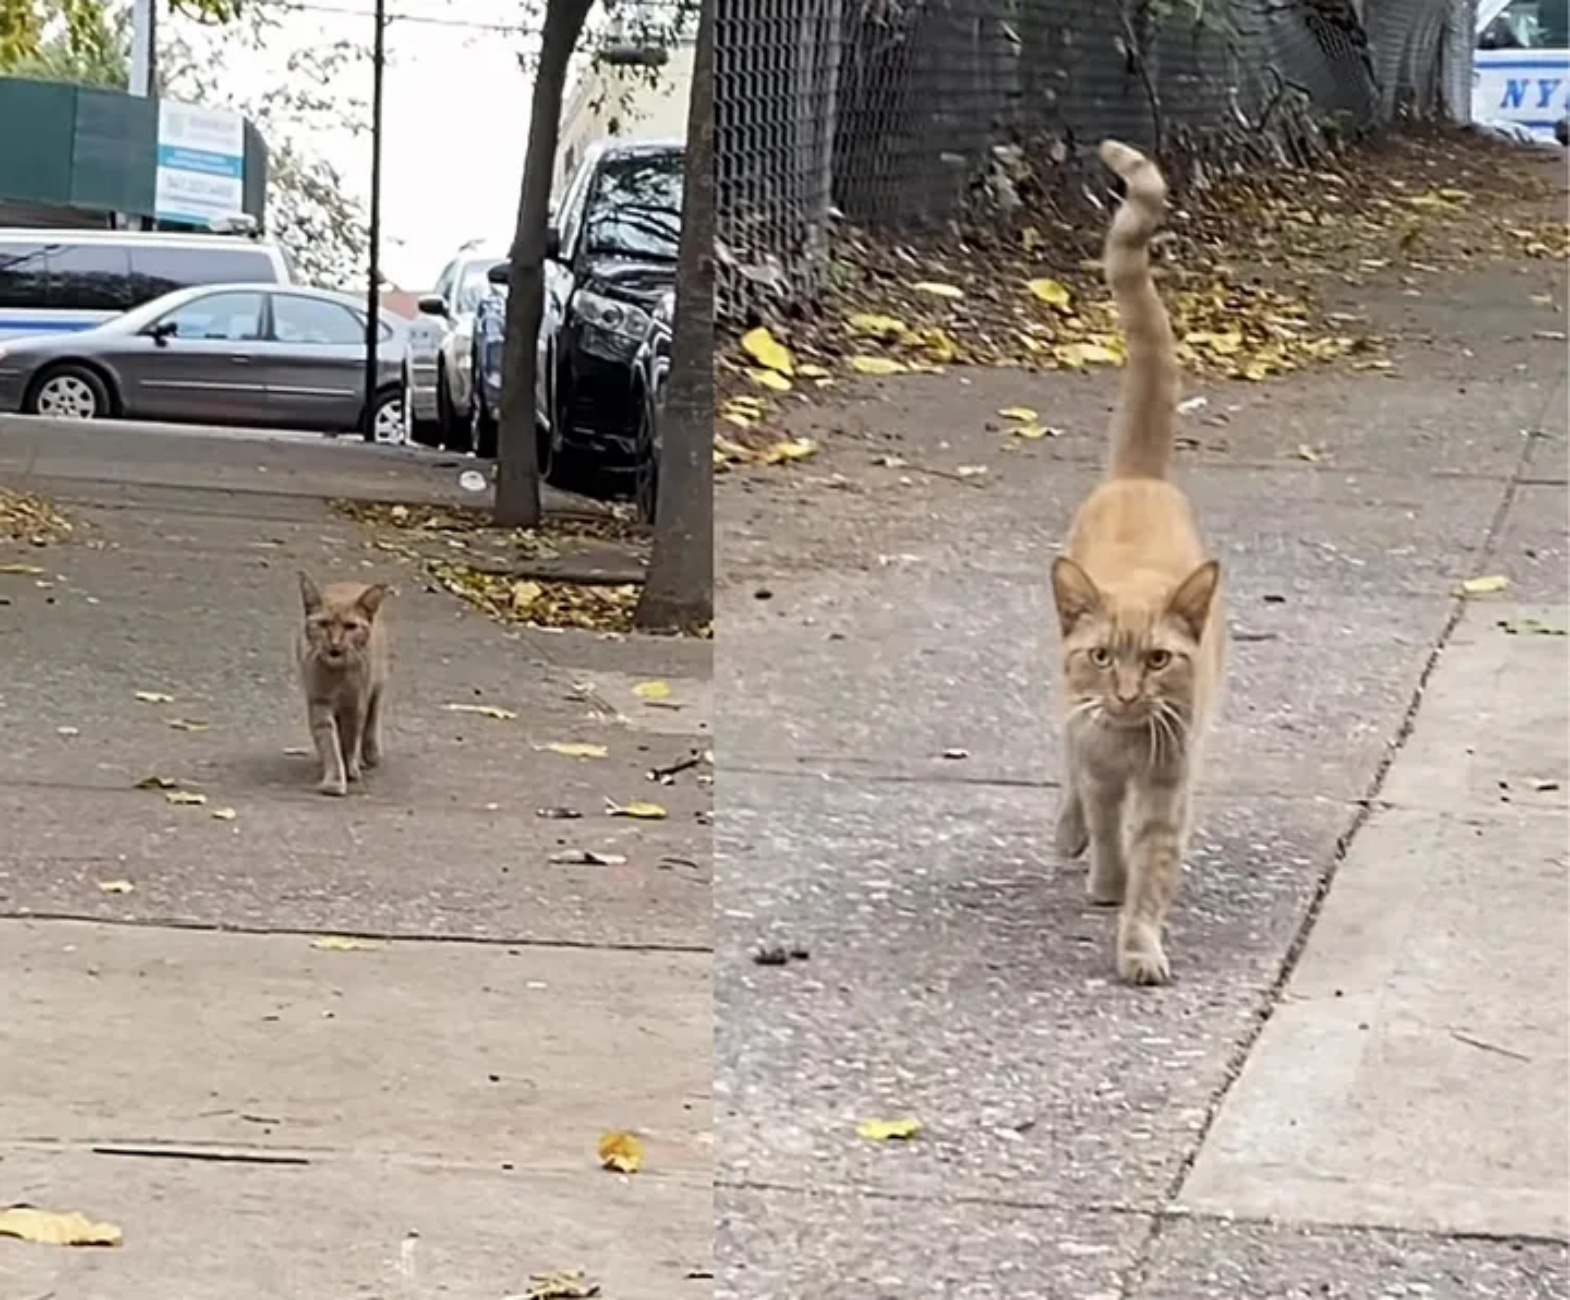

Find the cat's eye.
[
  {"left": 1088, "top": 646, "right": 1113, "bottom": 667},
  {"left": 1146, "top": 649, "right": 1172, "bottom": 670}
]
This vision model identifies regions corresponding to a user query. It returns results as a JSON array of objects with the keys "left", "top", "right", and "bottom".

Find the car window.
[
  {"left": 0, "top": 240, "right": 51, "bottom": 308},
  {"left": 431, "top": 260, "right": 457, "bottom": 304},
  {"left": 47, "top": 243, "right": 135, "bottom": 311},
  {"left": 159, "top": 290, "right": 264, "bottom": 341},
  {"left": 129, "top": 244, "right": 279, "bottom": 302},
  {"left": 272, "top": 294, "right": 364, "bottom": 345},
  {"left": 455, "top": 261, "right": 501, "bottom": 313},
  {"left": 1481, "top": 0, "right": 1570, "bottom": 47},
  {"left": 582, "top": 151, "right": 684, "bottom": 261},
  {"left": 555, "top": 157, "right": 596, "bottom": 260}
]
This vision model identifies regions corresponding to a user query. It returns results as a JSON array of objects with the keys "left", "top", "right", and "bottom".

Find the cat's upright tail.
[{"left": 1099, "top": 139, "right": 1180, "bottom": 481}]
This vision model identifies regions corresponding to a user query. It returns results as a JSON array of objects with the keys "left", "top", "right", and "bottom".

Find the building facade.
[{"left": 554, "top": 40, "right": 694, "bottom": 196}]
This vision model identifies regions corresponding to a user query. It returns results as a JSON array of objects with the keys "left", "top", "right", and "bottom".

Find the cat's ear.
[
  {"left": 1165, "top": 560, "right": 1220, "bottom": 640},
  {"left": 298, "top": 571, "right": 323, "bottom": 615},
  {"left": 1051, "top": 557, "right": 1102, "bottom": 635},
  {"left": 357, "top": 584, "right": 389, "bottom": 618}
]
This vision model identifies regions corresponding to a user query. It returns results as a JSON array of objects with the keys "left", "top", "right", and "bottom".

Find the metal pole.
[
  {"left": 129, "top": 0, "right": 157, "bottom": 231},
  {"left": 362, "top": 0, "right": 387, "bottom": 442}
]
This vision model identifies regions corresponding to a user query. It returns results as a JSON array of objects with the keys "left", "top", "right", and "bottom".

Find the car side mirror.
[
  {"left": 416, "top": 294, "right": 449, "bottom": 317},
  {"left": 544, "top": 225, "right": 562, "bottom": 261},
  {"left": 487, "top": 262, "right": 510, "bottom": 286},
  {"left": 145, "top": 320, "right": 177, "bottom": 345}
]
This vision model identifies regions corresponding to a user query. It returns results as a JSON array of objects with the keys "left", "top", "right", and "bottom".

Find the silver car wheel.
[
  {"left": 375, "top": 396, "right": 406, "bottom": 445},
  {"left": 36, "top": 375, "right": 100, "bottom": 420}
]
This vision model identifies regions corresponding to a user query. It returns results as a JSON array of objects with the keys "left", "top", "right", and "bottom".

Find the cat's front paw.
[
  {"left": 316, "top": 776, "right": 348, "bottom": 797},
  {"left": 360, "top": 744, "right": 381, "bottom": 771},
  {"left": 345, "top": 762, "right": 363, "bottom": 783},
  {"left": 1117, "top": 935, "right": 1172, "bottom": 986}
]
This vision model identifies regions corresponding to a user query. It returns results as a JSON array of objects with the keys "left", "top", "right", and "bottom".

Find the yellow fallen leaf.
[
  {"left": 740, "top": 326, "right": 794, "bottom": 375},
  {"left": 955, "top": 465, "right": 989, "bottom": 478},
  {"left": 632, "top": 680, "right": 671, "bottom": 701},
  {"left": 134, "top": 691, "right": 175, "bottom": 704},
  {"left": 0, "top": 1206, "right": 122, "bottom": 1247},
  {"left": 750, "top": 368, "right": 793, "bottom": 393},
  {"left": 847, "top": 312, "right": 910, "bottom": 340},
  {"left": 1184, "top": 329, "right": 1244, "bottom": 356},
  {"left": 857, "top": 1117, "right": 922, "bottom": 1142},
  {"left": 164, "top": 790, "right": 207, "bottom": 806},
  {"left": 167, "top": 718, "right": 209, "bottom": 732},
  {"left": 0, "top": 562, "right": 44, "bottom": 575},
  {"left": 526, "top": 1269, "right": 601, "bottom": 1299},
  {"left": 1053, "top": 341, "right": 1122, "bottom": 368},
  {"left": 998, "top": 406, "right": 1039, "bottom": 422},
  {"left": 606, "top": 798, "right": 667, "bottom": 820},
  {"left": 312, "top": 935, "right": 384, "bottom": 952},
  {"left": 211, "top": 807, "right": 237, "bottom": 821},
  {"left": 97, "top": 880, "right": 134, "bottom": 894},
  {"left": 596, "top": 1130, "right": 645, "bottom": 1173},
  {"left": 761, "top": 438, "right": 818, "bottom": 465},
  {"left": 1027, "top": 278, "right": 1072, "bottom": 309},
  {"left": 1010, "top": 425, "right": 1053, "bottom": 440},
  {"left": 912, "top": 281, "right": 964, "bottom": 300},
  {"left": 849, "top": 355, "right": 909, "bottom": 376},
  {"left": 796, "top": 362, "right": 833, "bottom": 378},
  {"left": 445, "top": 703, "right": 517, "bottom": 720},
  {"left": 723, "top": 394, "right": 766, "bottom": 414},
  {"left": 510, "top": 580, "right": 543, "bottom": 611},
  {"left": 134, "top": 775, "right": 180, "bottom": 790},
  {"left": 721, "top": 411, "right": 755, "bottom": 430},
  {"left": 1293, "top": 444, "right": 1325, "bottom": 463},
  {"left": 542, "top": 742, "right": 609, "bottom": 760},
  {"left": 713, "top": 435, "right": 756, "bottom": 464},
  {"left": 1456, "top": 575, "right": 1511, "bottom": 597}
]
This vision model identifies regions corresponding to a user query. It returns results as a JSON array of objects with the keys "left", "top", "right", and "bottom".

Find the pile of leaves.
[
  {"left": 0, "top": 487, "right": 72, "bottom": 545},
  {"left": 332, "top": 500, "right": 648, "bottom": 635},
  {"left": 427, "top": 561, "right": 640, "bottom": 635},
  {"left": 713, "top": 127, "right": 1566, "bottom": 452}
]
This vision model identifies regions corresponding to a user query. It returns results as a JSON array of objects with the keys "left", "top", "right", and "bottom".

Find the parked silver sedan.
[{"left": 0, "top": 283, "right": 408, "bottom": 439}]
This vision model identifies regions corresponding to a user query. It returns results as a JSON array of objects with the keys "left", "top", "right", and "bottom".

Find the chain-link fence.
[{"left": 715, "top": 0, "right": 1476, "bottom": 322}]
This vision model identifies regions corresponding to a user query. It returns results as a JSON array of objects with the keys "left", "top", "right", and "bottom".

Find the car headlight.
[{"left": 573, "top": 290, "right": 651, "bottom": 340}]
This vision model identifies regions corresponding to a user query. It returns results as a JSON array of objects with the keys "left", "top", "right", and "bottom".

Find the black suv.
[{"left": 475, "top": 138, "right": 683, "bottom": 493}]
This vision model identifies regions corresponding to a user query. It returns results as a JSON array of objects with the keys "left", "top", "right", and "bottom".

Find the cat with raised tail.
[
  {"left": 296, "top": 573, "right": 391, "bottom": 797},
  {"left": 1050, "top": 140, "right": 1227, "bottom": 986}
]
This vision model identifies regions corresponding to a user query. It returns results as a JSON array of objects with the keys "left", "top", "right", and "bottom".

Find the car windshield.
[
  {"left": 1479, "top": 0, "right": 1569, "bottom": 47},
  {"left": 456, "top": 261, "right": 503, "bottom": 312},
  {"left": 582, "top": 151, "right": 683, "bottom": 262}
]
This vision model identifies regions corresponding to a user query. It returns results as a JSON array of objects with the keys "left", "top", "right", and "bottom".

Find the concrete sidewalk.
[
  {"left": 0, "top": 423, "right": 713, "bottom": 1297},
  {"left": 714, "top": 256, "right": 1568, "bottom": 1298}
]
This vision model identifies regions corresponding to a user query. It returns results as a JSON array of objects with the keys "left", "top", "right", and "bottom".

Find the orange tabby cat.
[
  {"left": 1050, "top": 140, "right": 1227, "bottom": 986},
  {"left": 297, "top": 573, "right": 390, "bottom": 797}
]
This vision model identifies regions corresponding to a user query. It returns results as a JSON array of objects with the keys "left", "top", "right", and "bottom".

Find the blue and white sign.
[
  {"left": 1474, "top": 53, "right": 1570, "bottom": 139},
  {"left": 154, "top": 100, "right": 246, "bottom": 226}
]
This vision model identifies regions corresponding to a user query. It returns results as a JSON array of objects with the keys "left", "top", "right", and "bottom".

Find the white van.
[
  {"left": 1473, "top": 0, "right": 1570, "bottom": 143},
  {"left": 0, "top": 229, "right": 293, "bottom": 341}
]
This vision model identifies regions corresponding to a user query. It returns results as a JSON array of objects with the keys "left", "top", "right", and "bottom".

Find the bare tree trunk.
[
  {"left": 494, "top": 0, "right": 594, "bottom": 528},
  {"left": 634, "top": 0, "right": 714, "bottom": 633}
]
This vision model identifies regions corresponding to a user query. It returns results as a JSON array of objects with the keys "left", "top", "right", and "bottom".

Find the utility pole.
[
  {"left": 129, "top": 0, "right": 157, "bottom": 232},
  {"left": 362, "top": 0, "right": 387, "bottom": 442}
]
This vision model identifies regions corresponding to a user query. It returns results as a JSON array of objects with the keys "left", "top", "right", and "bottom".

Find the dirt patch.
[{"left": 333, "top": 499, "right": 651, "bottom": 634}]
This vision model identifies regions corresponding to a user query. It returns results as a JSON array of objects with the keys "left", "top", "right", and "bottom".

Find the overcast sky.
[{"left": 175, "top": 0, "right": 537, "bottom": 289}]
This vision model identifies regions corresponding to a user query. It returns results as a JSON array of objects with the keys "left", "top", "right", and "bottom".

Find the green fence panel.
[
  {"left": 0, "top": 78, "right": 77, "bottom": 206},
  {"left": 70, "top": 88, "right": 158, "bottom": 214}
]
